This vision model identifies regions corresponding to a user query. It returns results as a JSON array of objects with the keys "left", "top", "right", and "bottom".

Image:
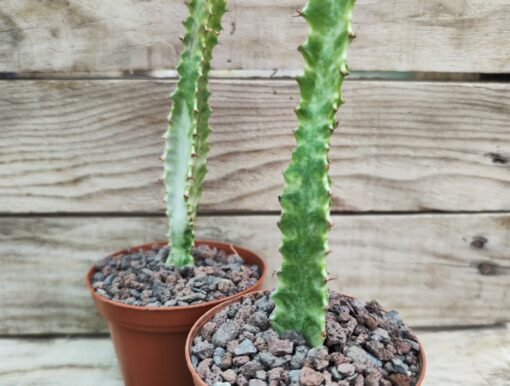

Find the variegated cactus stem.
[
  {"left": 162, "top": 0, "right": 227, "bottom": 267},
  {"left": 271, "top": 0, "right": 356, "bottom": 347}
]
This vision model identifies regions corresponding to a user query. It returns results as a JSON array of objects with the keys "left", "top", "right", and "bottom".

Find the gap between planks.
[
  {"left": 0, "top": 70, "right": 491, "bottom": 82},
  {"left": 2, "top": 211, "right": 510, "bottom": 218}
]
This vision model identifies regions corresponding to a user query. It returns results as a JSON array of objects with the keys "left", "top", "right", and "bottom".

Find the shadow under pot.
[
  {"left": 86, "top": 240, "right": 267, "bottom": 386},
  {"left": 186, "top": 290, "right": 426, "bottom": 386}
]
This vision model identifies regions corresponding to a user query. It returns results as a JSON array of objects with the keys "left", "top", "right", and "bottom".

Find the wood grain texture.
[
  {"left": 1, "top": 214, "right": 509, "bottom": 334},
  {"left": 1, "top": 0, "right": 510, "bottom": 73},
  {"left": 0, "top": 338, "right": 123, "bottom": 386},
  {"left": 1, "top": 326, "right": 509, "bottom": 386},
  {"left": 2, "top": 79, "right": 510, "bottom": 214},
  {"left": 422, "top": 325, "right": 510, "bottom": 385}
]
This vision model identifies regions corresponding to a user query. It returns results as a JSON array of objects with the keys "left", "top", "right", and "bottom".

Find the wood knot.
[
  {"left": 470, "top": 235, "right": 488, "bottom": 249},
  {"left": 476, "top": 261, "right": 498, "bottom": 276},
  {"left": 485, "top": 152, "right": 509, "bottom": 165}
]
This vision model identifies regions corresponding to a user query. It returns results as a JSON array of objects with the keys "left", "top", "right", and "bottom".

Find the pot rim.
[
  {"left": 185, "top": 290, "right": 427, "bottom": 386},
  {"left": 86, "top": 239, "right": 268, "bottom": 313}
]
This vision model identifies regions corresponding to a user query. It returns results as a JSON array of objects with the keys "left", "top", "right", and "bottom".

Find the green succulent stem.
[
  {"left": 163, "top": 0, "right": 226, "bottom": 267},
  {"left": 271, "top": 0, "right": 356, "bottom": 347}
]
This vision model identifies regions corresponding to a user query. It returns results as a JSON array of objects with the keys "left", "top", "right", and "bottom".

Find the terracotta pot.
[
  {"left": 186, "top": 291, "right": 427, "bottom": 386},
  {"left": 86, "top": 240, "right": 267, "bottom": 386}
]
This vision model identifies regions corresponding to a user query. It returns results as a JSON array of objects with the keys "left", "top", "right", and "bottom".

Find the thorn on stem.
[
  {"left": 325, "top": 275, "right": 337, "bottom": 283},
  {"left": 207, "top": 28, "right": 220, "bottom": 36}
]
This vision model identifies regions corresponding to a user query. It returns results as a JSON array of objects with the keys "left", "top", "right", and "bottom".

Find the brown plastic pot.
[
  {"left": 186, "top": 291, "right": 427, "bottom": 386},
  {"left": 86, "top": 240, "right": 267, "bottom": 386}
]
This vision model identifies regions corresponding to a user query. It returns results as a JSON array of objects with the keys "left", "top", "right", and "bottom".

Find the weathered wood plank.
[
  {"left": 0, "top": 338, "right": 123, "bottom": 386},
  {"left": 422, "top": 325, "right": 510, "bottom": 385},
  {"left": 1, "top": 325, "right": 509, "bottom": 385},
  {"left": 2, "top": 80, "right": 510, "bottom": 213},
  {"left": 1, "top": 214, "right": 509, "bottom": 334},
  {"left": 1, "top": 0, "right": 510, "bottom": 73}
]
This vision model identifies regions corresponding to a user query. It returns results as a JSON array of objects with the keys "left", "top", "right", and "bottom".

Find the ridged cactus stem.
[
  {"left": 188, "top": 0, "right": 227, "bottom": 221},
  {"left": 163, "top": 0, "right": 226, "bottom": 267},
  {"left": 271, "top": 0, "right": 356, "bottom": 347}
]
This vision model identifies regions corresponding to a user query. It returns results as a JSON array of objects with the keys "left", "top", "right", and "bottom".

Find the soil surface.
[
  {"left": 91, "top": 244, "right": 261, "bottom": 307},
  {"left": 190, "top": 291, "right": 422, "bottom": 386}
]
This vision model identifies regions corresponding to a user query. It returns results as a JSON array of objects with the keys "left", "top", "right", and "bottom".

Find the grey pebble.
[
  {"left": 191, "top": 341, "right": 215, "bottom": 360},
  {"left": 259, "top": 352, "right": 289, "bottom": 368},
  {"left": 290, "top": 345, "right": 308, "bottom": 369},
  {"left": 234, "top": 339, "right": 258, "bottom": 356},
  {"left": 391, "top": 358, "right": 410, "bottom": 374},
  {"left": 346, "top": 346, "right": 382, "bottom": 368},
  {"left": 213, "top": 347, "right": 226, "bottom": 367},
  {"left": 288, "top": 369, "right": 301, "bottom": 385},
  {"left": 212, "top": 320, "right": 239, "bottom": 347}
]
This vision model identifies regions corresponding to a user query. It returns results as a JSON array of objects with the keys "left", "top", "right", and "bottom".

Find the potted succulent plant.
[
  {"left": 186, "top": 0, "right": 426, "bottom": 385},
  {"left": 86, "top": 1, "right": 267, "bottom": 385}
]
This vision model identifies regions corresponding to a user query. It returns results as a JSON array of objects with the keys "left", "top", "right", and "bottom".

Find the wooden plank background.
[
  {"left": 1, "top": 0, "right": 510, "bottom": 73},
  {"left": 1, "top": 1, "right": 510, "bottom": 385},
  {"left": 2, "top": 80, "right": 510, "bottom": 213},
  {"left": 1, "top": 214, "right": 509, "bottom": 334}
]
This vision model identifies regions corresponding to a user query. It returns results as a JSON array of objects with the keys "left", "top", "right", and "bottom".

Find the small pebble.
[
  {"left": 337, "top": 363, "right": 355, "bottom": 377},
  {"left": 235, "top": 339, "right": 258, "bottom": 356},
  {"left": 300, "top": 367, "right": 324, "bottom": 386}
]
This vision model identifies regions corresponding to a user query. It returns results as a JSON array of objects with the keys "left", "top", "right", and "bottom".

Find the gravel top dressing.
[
  {"left": 91, "top": 244, "right": 261, "bottom": 307},
  {"left": 190, "top": 291, "right": 422, "bottom": 386}
]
